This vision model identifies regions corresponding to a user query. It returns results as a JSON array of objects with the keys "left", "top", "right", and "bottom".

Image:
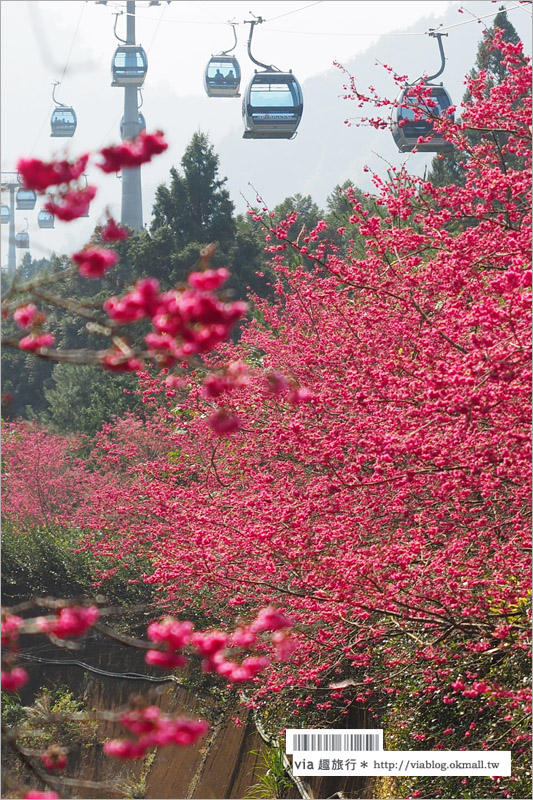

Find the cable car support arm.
[
  {"left": 51, "top": 81, "right": 66, "bottom": 108},
  {"left": 426, "top": 30, "right": 448, "bottom": 82},
  {"left": 221, "top": 22, "right": 238, "bottom": 56},
  {"left": 244, "top": 16, "right": 276, "bottom": 71}
]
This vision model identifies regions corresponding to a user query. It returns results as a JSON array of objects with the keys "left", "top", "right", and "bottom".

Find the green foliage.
[
  {"left": 125, "top": 750, "right": 156, "bottom": 799},
  {"left": 19, "top": 685, "right": 99, "bottom": 749},
  {"left": 43, "top": 364, "right": 140, "bottom": 437},
  {"left": 324, "top": 179, "right": 385, "bottom": 253},
  {"left": 1, "top": 692, "right": 26, "bottom": 728},
  {"left": 470, "top": 9, "right": 523, "bottom": 90},
  {"left": 14, "top": 253, "right": 53, "bottom": 283},
  {"left": 1, "top": 522, "right": 155, "bottom": 607},
  {"left": 1, "top": 346, "right": 55, "bottom": 419},
  {"left": 151, "top": 131, "right": 236, "bottom": 253},
  {"left": 377, "top": 625, "right": 531, "bottom": 799},
  {"left": 245, "top": 741, "right": 294, "bottom": 799}
]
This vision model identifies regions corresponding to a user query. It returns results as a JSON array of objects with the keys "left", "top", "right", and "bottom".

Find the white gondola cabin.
[
  {"left": 16, "top": 188, "right": 37, "bottom": 211},
  {"left": 204, "top": 56, "right": 241, "bottom": 98},
  {"left": 38, "top": 210, "right": 55, "bottom": 229},
  {"left": 111, "top": 45, "right": 148, "bottom": 87},
  {"left": 51, "top": 106, "right": 77, "bottom": 137},
  {"left": 15, "top": 231, "right": 30, "bottom": 249},
  {"left": 392, "top": 84, "right": 454, "bottom": 153},
  {"left": 242, "top": 71, "right": 303, "bottom": 140}
]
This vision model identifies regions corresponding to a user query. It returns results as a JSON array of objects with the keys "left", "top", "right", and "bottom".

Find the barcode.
[{"left": 292, "top": 733, "right": 380, "bottom": 751}]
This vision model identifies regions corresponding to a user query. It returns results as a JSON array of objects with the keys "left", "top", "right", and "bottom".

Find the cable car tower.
[
  {"left": 391, "top": 30, "right": 454, "bottom": 154},
  {"left": 110, "top": 1, "right": 147, "bottom": 231},
  {"left": 1, "top": 172, "right": 28, "bottom": 277}
]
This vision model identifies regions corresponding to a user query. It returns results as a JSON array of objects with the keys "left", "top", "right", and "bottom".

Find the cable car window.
[
  {"left": 243, "top": 72, "right": 303, "bottom": 139},
  {"left": 204, "top": 56, "right": 241, "bottom": 97},
  {"left": 54, "top": 111, "right": 75, "bottom": 123},
  {"left": 208, "top": 65, "right": 237, "bottom": 83},
  {"left": 1, "top": 204, "right": 9, "bottom": 224},
  {"left": 251, "top": 86, "right": 296, "bottom": 108},
  {"left": 400, "top": 91, "right": 451, "bottom": 121},
  {"left": 115, "top": 51, "right": 145, "bottom": 70}
]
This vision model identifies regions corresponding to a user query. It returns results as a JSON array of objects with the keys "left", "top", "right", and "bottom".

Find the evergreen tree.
[
  {"left": 17, "top": 253, "right": 53, "bottom": 282},
  {"left": 151, "top": 131, "right": 236, "bottom": 253},
  {"left": 274, "top": 193, "right": 322, "bottom": 240},
  {"left": 43, "top": 364, "right": 140, "bottom": 437}
]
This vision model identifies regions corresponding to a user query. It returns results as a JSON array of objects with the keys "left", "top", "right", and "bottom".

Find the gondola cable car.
[
  {"left": 204, "top": 23, "right": 241, "bottom": 98},
  {"left": 50, "top": 81, "right": 77, "bottom": 138},
  {"left": 391, "top": 30, "right": 454, "bottom": 154},
  {"left": 242, "top": 16, "right": 303, "bottom": 140},
  {"left": 15, "top": 185, "right": 37, "bottom": 211},
  {"left": 112, "top": 44, "right": 148, "bottom": 87},
  {"left": 38, "top": 209, "right": 55, "bottom": 229},
  {"left": 15, "top": 218, "right": 30, "bottom": 249},
  {"left": 111, "top": 10, "right": 148, "bottom": 87},
  {"left": 1, "top": 203, "right": 9, "bottom": 224}
]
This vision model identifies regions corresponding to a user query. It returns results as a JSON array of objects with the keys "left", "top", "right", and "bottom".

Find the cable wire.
[
  {"left": 146, "top": 0, "right": 169, "bottom": 53},
  {"left": 28, "top": 2, "right": 86, "bottom": 156},
  {"left": 263, "top": 27, "right": 424, "bottom": 37},
  {"left": 266, "top": 0, "right": 324, "bottom": 23},
  {"left": 17, "top": 653, "right": 184, "bottom": 684},
  {"left": 438, "top": 3, "right": 524, "bottom": 32},
  {"left": 60, "top": 0, "right": 87, "bottom": 81}
]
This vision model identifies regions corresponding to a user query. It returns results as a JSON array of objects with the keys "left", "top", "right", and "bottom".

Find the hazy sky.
[{"left": 1, "top": 0, "right": 531, "bottom": 266}]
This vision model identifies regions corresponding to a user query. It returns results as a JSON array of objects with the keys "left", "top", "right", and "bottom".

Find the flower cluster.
[
  {"left": 18, "top": 333, "right": 55, "bottom": 351},
  {"left": 1, "top": 665, "right": 29, "bottom": 692},
  {"left": 102, "top": 270, "right": 247, "bottom": 370},
  {"left": 40, "top": 745, "right": 68, "bottom": 772},
  {"left": 104, "top": 704, "right": 208, "bottom": 760},
  {"left": 44, "top": 185, "right": 97, "bottom": 222},
  {"left": 145, "top": 605, "right": 293, "bottom": 684},
  {"left": 97, "top": 131, "right": 168, "bottom": 174},
  {"left": 72, "top": 245, "right": 118, "bottom": 278},
  {"left": 13, "top": 304, "right": 38, "bottom": 328},
  {"left": 100, "top": 217, "right": 130, "bottom": 242},
  {"left": 16, "top": 131, "right": 167, "bottom": 229},
  {"left": 103, "top": 607, "right": 292, "bottom": 761},
  {"left": 1, "top": 612, "right": 28, "bottom": 692},
  {"left": 37, "top": 605, "right": 100, "bottom": 640},
  {"left": 11, "top": 303, "right": 54, "bottom": 351},
  {"left": 16, "top": 155, "right": 89, "bottom": 192}
]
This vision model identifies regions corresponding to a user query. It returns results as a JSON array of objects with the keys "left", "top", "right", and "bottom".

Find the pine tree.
[{"left": 151, "top": 131, "right": 236, "bottom": 252}]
